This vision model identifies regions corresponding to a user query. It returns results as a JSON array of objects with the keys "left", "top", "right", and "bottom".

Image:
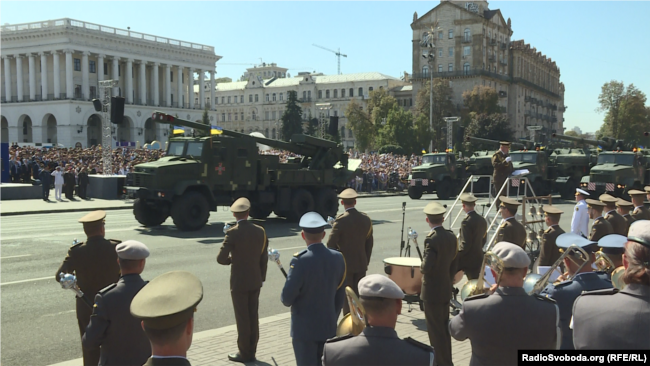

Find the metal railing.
[
  {"left": 461, "top": 37, "right": 472, "bottom": 44},
  {"left": 444, "top": 175, "right": 495, "bottom": 234},
  {"left": 1, "top": 19, "right": 215, "bottom": 53}
]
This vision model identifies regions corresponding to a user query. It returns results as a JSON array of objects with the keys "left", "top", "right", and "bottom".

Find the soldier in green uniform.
[
  {"left": 131, "top": 271, "right": 203, "bottom": 366},
  {"left": 616, "top": 198, "right": 636, "bottom": 229},
  {"left": 491, "top": 141, "right": 513, "bottom": 200},
  {"left": 420, "top": 202, "right": 457, "bottom": 366},
  {"left": 586, "top": 199, "right": 614, "bottom": 242},
  {"left": 495, "top": 197, "right": 527, "bottom": 249},
  {"left": 600, "top": 194, "right": 627, "bottom": 235},
  {"left": 217, "top": 197, "right": 269, "bottom": 363},
  {"left": 327, "top": 188, "right": 373, "bottom": 315},
  {"left": 55, "top": 210, "right": 121, "bottom": 366},
  {"left": 456, "top": 193, "right": 487, "bottom": 280},
  {"left": 538, "top": 206, "right": 565, "bottom": 266},
  {"left": 629, "top": 190, "right": 650, "bottom": 220}
]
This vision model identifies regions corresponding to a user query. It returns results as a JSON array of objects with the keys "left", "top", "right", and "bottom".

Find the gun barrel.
[
  {"left": 466, "top": 136, "right": 525, "bottom": 149},
  {"left": 551, "top": 133, "right": 608, "bottom": 148}
]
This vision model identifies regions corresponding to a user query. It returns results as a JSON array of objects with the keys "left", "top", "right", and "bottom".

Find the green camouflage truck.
[{"left": 407, "top": 152, "right": 466, "bottom": 200}]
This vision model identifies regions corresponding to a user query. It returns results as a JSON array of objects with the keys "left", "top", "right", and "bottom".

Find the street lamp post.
[{"left": 421, "top": 25, "right": 441, "bottom": 153}]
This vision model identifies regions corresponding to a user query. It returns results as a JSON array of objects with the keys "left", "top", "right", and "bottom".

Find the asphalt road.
[{"left": 0, "top": 194, "right": 578, "bottom": 366}]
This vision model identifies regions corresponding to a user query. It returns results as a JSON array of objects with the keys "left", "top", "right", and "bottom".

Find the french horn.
[{"left": 335, "top": 287, "right": 366, "bottom": 336}]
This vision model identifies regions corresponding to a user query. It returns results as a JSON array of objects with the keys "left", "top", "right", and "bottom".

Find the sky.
[{"left": 2, "top": 1, "right": 649, "bottom": 134}]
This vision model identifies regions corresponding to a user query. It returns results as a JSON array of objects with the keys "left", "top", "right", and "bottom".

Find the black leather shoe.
[{"left": 228, "top": 353, "right": 254, "bottom": 363}]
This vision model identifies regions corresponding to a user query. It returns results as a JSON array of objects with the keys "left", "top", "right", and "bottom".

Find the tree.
[
  {"left": 281, "top": 91, "right": 303, "bottom": 142},
  {"left": 597, "top": 81, "right": 650, "bottom": 145},
  {"left": 564, "top": 130, "right": 579, "bottom": 137},
  {"left": 377, "top": 106, "right": 417, "bottom": 153},
  {"left": 414, "top": 79, "right": 455, "bottom": 151},
  {"left": 462, "top": 85, "right": 501, "bottom": 114},
  {"left": 345, "top": 99, "right": 374, "bottom": 152},
  {"left": 463, "top": 113, "right": 514, "bottom": 153}
]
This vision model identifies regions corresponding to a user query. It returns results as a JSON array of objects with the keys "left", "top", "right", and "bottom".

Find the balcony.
[
  {"left": 500, "top": 42, "right": 507, "bottom": 50},
  {"left": 488, "top": 55, "right": 496, "bottom": 62},
  {"left": 298, "top": 97, "right": 312, "bottom": 103},
  {"left": 461, "top": 36, "right": 472, "bottom": 44},
  {"left": 410, "top": 68, "right": 511, "bottom": 83},
  {"left": 489, "top": 39, "right": 497, "bottom": 45},
  {"left": 500, "top": 59, "right": 507, "bottom": 65}
]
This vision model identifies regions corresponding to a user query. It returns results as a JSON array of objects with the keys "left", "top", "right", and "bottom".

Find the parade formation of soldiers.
[{"left": 54, "top": 155, "right": 650, "bottom": 365}]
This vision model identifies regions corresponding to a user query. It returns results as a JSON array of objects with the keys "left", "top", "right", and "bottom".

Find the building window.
[
  {"left": 318, "top": 90, "right": 323, "bottom": 99},
  {"left": 280, "top": 93, "right": 284, "bottom": 101},
  {"left": 255, "top": 94, "right": 259, "bottom": 102},
  {"left": 464, "top": 46, "right": 471, "bottom": 56},
  {"left": 252, "top": 112, "right": 256, "bottom": 120},
  {"left": 349, "top": 88, "right": 353, "bottom": 97},
  {"left": 266, "top": 94, "right": 270, "bottom": 102},
  {"left": 221, "top": 97, "right": 224, "bottom": 104},
  {"left": 240, "top": 96, "right": 243, "bottom": 103},
  {"left": 448, "top": 63, "right": 453, "bottom": 72},
  {"left": 74, "top": 58, "right": 81, "bottom": 71},
  {"left": 228, "top": 113, "right": 232, "bottom": 121},
  {"left": 235, "top": 112, "right": 238, "bottom": 121},
  {"left": 118, "top": 66, "right": 121, "bottom": 76},
  {"left": 464, "top": 28, "right": 471, "bottom": 41},
  {"left": 439, "top": 49, "right": 443, "bottom": 58},
  {"left": 221, "top": 113, "right": 226, "bottom": 122},
  {"left": 333, "top": 89, "right": 338, "bottom": 98},
  {"left": 272, "top": 111, "right": 276, "bottom": 120},
  {"left": 89, "top": 61, "right": 96, "bottom": 74},
  {"left": 326, "top": 90, "right": 330, "bottom": 98},
  {"left": 265, "top": 111, "right": 269, "bottom": 120},
  {"left": 448, "top": 29, "right": 454, "bottom": 39},
  {"left": 90, "top": 86, "right": 96, "bottom": 99},
  {"left": 249, "top": 95, "right": 253, "bottom": 103},
  {"left": 240, "top": 112, "right": 244, "bottom": 120},
  {"left": 438, "top": 64, "right": 443, "bottom": 73},
  {"left": 358, "top": 87, "right": 363, "bottom": 96},
  {"left": 438, "top": 31, "right": 443, "bottom": 40},
  {"left": 308, "top": 90, "right": 311, "bottom": 99},
  {"left": 341, "top": 89, "right": 345, "bottom": 98},
  {"left": 234, "top": 95, "right": 237, "bottom": 104},
  {"left": 423, "top": 65, "right": 429, "bottom": 76},
  {"left": 303, "top": 91, "right": 307, "bottom": 100},
  {"left": 273, "top": 93, "right": 276, "bottom": 101},
  {"left": 228, "top": 96, "right": 231, "bottom": 104},
  {"left": 369, "top": 87, "right": 373, "bottom": 92},
  {"left": 449, "top": 48, "right": 454, "bottom": 57},
  {"left": 463, "top": 63, "right": 470, "bottom": 74},
  {"left": 215, "top": 97, "right": 218, "bottom": 105},
  {"left": 103, "top": 63, "right": 108, "bottom": 75},
  {"left": 170, "top": 71, "right": 173, "bottom": 82}
]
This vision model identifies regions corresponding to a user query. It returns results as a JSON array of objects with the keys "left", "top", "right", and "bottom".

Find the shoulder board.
[
  {"left": 98, "top": 282, "right": 117, "bottom": 294},
  {"left": 294, "top": 249, "right": 308, "bottom": 257},
  {"left": 553, "top": 280, "right": 573, "bottom": 288},
  {"left": 580, "top": 288, "right": 619, "bottom": 296},
  {"left": 109, "top": 239, "right": 122, "bottom": 245},
  {"left": 499, "top": 222, "right": 507, "bottom": 228},
  {"left": 544, "top": 227, "right": 552, "bottom": 233},
  {"left": 446, "top": 229, "right": 454, "bottom": 234},
  {"left": 464, "top": 292, "right": 489, "bottom": 302},
  {"left": 404, "top": 337, "right": 433, "bottom": 352},
  {"left": 70, "top": 241, "right": 84, "bottom": 249},
  {"left": 533, "top": 293, "right": 557, "bottom": 303},
  {"left": 325, "top": 334, "right": 354, "bottom": 343},
  {"left": 575, "top": 207, "right": 579, "bottom": 212}
]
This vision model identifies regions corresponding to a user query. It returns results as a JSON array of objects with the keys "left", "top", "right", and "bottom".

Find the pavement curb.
[{"left": 0, "top": 204, "right": 133, "bottom": 217}]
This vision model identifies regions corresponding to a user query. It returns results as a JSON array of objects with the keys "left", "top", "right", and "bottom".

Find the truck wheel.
[
  {"left": 133, "top": 199, "right": 168, "bottom": 227},
  {"left": 250, "top": 204, "right": 273, "bottom": 219},
  {"left": 171, "top": 191, "right": 210, "bottom": 231},
  {"left": 288, "top": 189, "right": 315, "bottom": 221},
  {"left": 408, "top": 186, "right": 423, "bottom": 199},
  {"left": 436, "top": 179, "right": 452, "bottom": 200},
  {"left": 316, "top": 188, "right": 338, "bottom": 219}
]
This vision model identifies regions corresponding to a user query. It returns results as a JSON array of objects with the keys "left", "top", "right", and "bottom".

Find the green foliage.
[
  {"left": 462, "top": 85, "right": 501, "bottom": 115},
  {"left": 597, "top": 81, "right": 649, "bottom": 146},
  {"left": 281, "top": 91, "right": 303, "bottom": 142},
  {"left": 345, "top": 99, "right": 375, "bottom": 152},
  {"left": 378, "top": 145, "right": 406, "bottom": 155},
  {"left": 414, "top": 79, "right": 455, "bottom": 151},
  {"left": 463, "top": 113, "right": 514, "bottom": 153},
  {"left": 564, "top": 130, "right": 579, "bottom": 137},
  {"left": 377, "top": 106, "right": 417, "bottom": 153}
]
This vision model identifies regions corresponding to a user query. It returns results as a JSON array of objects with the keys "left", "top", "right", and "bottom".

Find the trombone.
[
  {"left": 524, "top": 244, "right": 589, "bottom": 295},
  {"left": 594, "top": 250, "right": 626, "bottom": 289},
  {"left": 450, "top": 251, "right": 504, "bottom": 313}
]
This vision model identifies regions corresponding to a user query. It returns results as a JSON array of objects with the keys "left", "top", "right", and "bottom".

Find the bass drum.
[{"left": 383, "top": 257, "right": 422, "bottom": 295}]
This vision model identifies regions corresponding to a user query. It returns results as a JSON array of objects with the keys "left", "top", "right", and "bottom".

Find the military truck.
[
  {"left": 125, "top": 112, "right": 359, "bottom": 231},
  {"left": 407, "top": 152, "right": 466, "bottom": 200},
  {"left": 464, "top": 137, "right": 527, "bottom": 193}
]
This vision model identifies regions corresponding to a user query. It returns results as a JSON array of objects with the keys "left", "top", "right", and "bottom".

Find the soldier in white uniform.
[{"left": 571, "top": 189, "right": 590, "bottom": 238}]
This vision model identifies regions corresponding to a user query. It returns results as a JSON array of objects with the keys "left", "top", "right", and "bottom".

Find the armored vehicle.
[
  {"left": 125, "top": 112, "right": 358, "bottom": 231},
  {"left": 407, "top": 152, "right": 466, "bottom": 200}
]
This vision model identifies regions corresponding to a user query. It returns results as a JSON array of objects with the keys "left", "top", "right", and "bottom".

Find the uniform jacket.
[
  {"left": 538, "top": 225, "right": 564, "bottom": 266},
  {"left": 631, "top": 206, "right": 650, "bottom": 221},
  {"left": 82, "top": 274, "right": 150, "bottom": 366},
  {"left": 571, "top": 200, "right": 589, "bottom": 238},
  {"left": 217, "top": 220, "right": 268, "bottom": 291},
  {"left": 143, "top": 357, "right": 192, "bottom": 366},
  {"left": 322, "top": 326, "right": 434, "bottom": 366},
  {"left": 326, "top": 208, "right": 373, "bottom": 275},
  {"left": 458, "top": 211, "right": 487, "bottom": 272},
  {"left": 281, "top": 243, "right": 346, "bottom": 341},
  {"left": 420, "top": 226, "right": 457, "bottom": 303},
  {"left": 39, "top": 169, "right": 52, "bottom": 186},
  {"left": 572, "top": 284, "right": 650, "bottom": 350},
  {"left": 448, "top": 287, "right": 560, "bottom": 366},
  {"left": 496, "top": 217, "right": 527, "bottom": 249},
  {"left": 79, "top": 171, "right": 90, "bottom": 186},
  {"left": 491, "top": 150, "right": 513, "bottom": 189},
  {"left": 622, "top": 213, "right": 636, "bottom": 228},
  {"left": 55, "top": 236, "right": 121, "bottom": 301},
  {"left": 604, "top": 210, "right": 627, "bottom": 236},
  {"left": 540, "top": 272, "right": 612, "bottom": 350},
  {"left": 588, "top": 217, "right": 613, "bottom": 242},
  {"left": 51, "top": 170, "right": 64, "bottom": 185}
]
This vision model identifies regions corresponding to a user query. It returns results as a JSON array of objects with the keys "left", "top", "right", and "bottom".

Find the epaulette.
[
  {"left": 553, "top": 279, "right": 573, "bottom": 289},
  {"left": 98, "top": 282, "right": 117, "bottom": 294},
  {"left": 544, "top": 227, "right": 552, "bottom": 233},
  {"left": 325, "top": 334, "right": 354, "bottom": 343},
  {"left": 499, "top": 222, "right": 507, "bottom": 228},
  {"left": 109, "top": 239, "right": 122, "bottom": 245},
  {"left": 580, "top": 288, "right": 618, "bottom": 296},
  {"left": 70, "top": 241, "right": 84, "bottom": 249},
  {"left": 533, "top": 293, "right": 557, "bottom": 303},
  {"left": 336, "top": 213, "right": 345, "bottom": 219},
  {"left": 293, "top": 249, "right": 308, "bottom": 257},
  {"left": 446, "top": 229, "right": 454, "bottom": 234},
  {"left": 404, "top": 337, "right": 433, "bottom": 351},
  {"left": 464, "top": 292, "right": 489, "bottom": 301}
]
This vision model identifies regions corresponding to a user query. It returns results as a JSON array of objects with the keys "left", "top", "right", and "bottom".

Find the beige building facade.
[{"left": 411, "top": 0, "right": 564, "bottom": 139}]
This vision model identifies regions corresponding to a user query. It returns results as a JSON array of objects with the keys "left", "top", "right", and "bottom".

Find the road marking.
[
  {"left": 0, "top": 276, "right": 52, "bottom": 286},
  {"left": 41, "top": 309, "right": 75, "bottom": 318},
  {"left": 0, "top": 254, "right": 32, "bottom": 259},
  {"left": 275, "top": 246, "right": 306, "bottom": 251}
]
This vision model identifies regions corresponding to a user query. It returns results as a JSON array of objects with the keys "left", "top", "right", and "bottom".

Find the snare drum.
[{"left": 383, "top": 257, "right": 423, "bottom": 295}]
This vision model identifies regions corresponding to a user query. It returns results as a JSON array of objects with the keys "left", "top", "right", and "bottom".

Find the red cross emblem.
[{"left": 215, "top": 163, "right": 226, "bottom": 175}]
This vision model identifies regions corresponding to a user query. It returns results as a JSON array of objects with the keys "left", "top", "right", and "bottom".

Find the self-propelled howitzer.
[{"left": 125, "top": 111, "right": 359, "bottom": 231}]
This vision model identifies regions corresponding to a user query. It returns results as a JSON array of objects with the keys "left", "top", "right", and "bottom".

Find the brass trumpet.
[
  {"left": 524, "top": 244, "right": 589, "bottom": 295},
  {"left": 594, "top": 250, "right": 626, "bottom": 289},
  {"left": 336, "top": 287, "right": 366, "bottom": 336}
]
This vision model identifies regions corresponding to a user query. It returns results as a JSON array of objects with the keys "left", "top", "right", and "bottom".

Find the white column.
[
  {"left": 210, "top": 70, "right": 215, "bottom": 110},
  {"left": 112, "top": 57, "right": 120, "bottom": 96},
  {"left": 177, "top": 65, "right": 183, "bottom": 108},
  {"left": 139, "top": 61, "right": 146, "bottom": 105},
  {"left": 97, "top": 54, "right": 105, "bottom": 83},
  {"left": 153, "top": 63, "right": 160, "bottom": 106},
  {"left": 198, "top": 69, "right": 205, "bottom": 109},
  {"left": 126, "top": 58, "right": 133, "bottom": 104},
  {"left": 52, "top": 51, "right": 60, "bottom": 99},
  {"left": 28, "top": 53, "right": 36, "bottom": 101},
  {"left": 81, "top": 51, "right": 90, "bottom": 100},
  {"left": 188, "top": 68, "right": 194, "bottom": 109},
  {"left": 3, "top": 56, "right": 12, "bottom": 102},
  {"left": 16, "top": 55, "right": 24, "bottom": 102},
  {"left": 164, "top": 64, "right": 171, "bottom": 107},
  {"left": 65, "top": 50, "right": 73, "bottom": 98},
  {"left": 40, "top": 52, "right": 48, "bottom": 100}
]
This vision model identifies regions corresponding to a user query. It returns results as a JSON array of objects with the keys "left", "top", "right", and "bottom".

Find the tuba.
[
  {"left": 524, "top": 243, "right": 589, "bottom": 294},
  {"left": 336, "top": 287, "right": 366, "bottom": 336},
  {"left": 459, "top": 251, "right": 504, "bottom": 301}
]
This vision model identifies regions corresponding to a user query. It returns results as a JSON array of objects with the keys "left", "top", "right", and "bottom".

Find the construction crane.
[{"left": 312, "top": 44, "right": 347, "bottom": 75}]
